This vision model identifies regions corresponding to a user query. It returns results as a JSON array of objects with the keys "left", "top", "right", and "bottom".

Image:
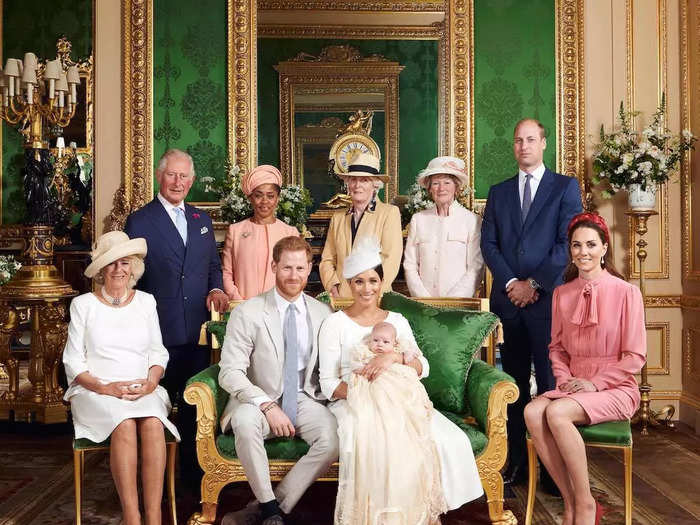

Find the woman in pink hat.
[
  {"left": 403, "top": 156, "right": 484, "bottom": 297},
  {"left": 221, "top": 165, "right": 299, "bottom": 300}
]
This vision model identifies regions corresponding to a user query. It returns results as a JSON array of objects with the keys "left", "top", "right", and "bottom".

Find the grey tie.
[
  {"left": 174, "top": 207, "right": 188, "bottom": 245},
  {"left": 521, "top": 173, "right": 532, "bottom": 222},
  {"left": 281, "top": 303, "right": 299, "bottom": 426}
]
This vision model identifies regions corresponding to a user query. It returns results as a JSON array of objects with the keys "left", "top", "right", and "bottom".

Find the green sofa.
[{"left": 184, "top": 295, "right": 519, "bottom": 525}]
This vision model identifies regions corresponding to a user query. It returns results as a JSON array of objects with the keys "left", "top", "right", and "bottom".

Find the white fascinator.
[{"left": 342, "top": 236, "right": 383, "bottom": 279}]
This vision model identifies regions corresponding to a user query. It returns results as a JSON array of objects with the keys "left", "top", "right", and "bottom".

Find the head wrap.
[
  {"left": 241, "top": 165, "right": 283, "bottom": 196},
  {"left": 342, "top": 236, "right": 383, "bottom": 279},
  {"left": 567, "top": 212, "right": 610, "bottom": 243}
]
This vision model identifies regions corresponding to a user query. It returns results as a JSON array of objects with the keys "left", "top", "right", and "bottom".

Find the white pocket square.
[{"left": 200, "top": 226, "right": 209, "bottom": 234}]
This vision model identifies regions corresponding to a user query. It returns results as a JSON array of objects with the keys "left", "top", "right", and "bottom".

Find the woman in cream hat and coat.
[
  {"left": 320, "top": 152, "right": 403, "bottom": 297},
  {"left": 403, "top": 156, "right": 484, "bottom": 297},
  {"left": 63, "top": 231, "right": 180, "bottom": 525}
]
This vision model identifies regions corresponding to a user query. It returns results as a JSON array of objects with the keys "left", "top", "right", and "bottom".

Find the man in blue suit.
[
  {"left": 481, "top": 119, "right": 582, "bottom": 489},
  {"left": 125, "top": 148, "right": 229, "bottom": 493}
]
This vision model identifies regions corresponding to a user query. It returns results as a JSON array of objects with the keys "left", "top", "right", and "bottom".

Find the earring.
[{"left": 601, "top": 256, "right": 605, "bottom": 267}]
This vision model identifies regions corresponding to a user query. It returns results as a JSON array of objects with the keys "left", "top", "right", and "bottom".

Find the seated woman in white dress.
[
  {"left": 319, "top": 237, "right": 483, "bottom": 525},
  {"left": 63, "top": 231, "right": 180, "bottom": 525}
]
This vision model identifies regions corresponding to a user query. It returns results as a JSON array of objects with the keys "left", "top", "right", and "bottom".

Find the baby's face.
[{"left": 369, "top": 325, "right": 396, "bottom": 353}]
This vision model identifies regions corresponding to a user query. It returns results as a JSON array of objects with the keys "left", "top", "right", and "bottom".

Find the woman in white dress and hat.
[
  {"left": 319, "top": 152, "right": 403, "bottom": 298},
  {"left": 403, "top": 156, "right": 484, "bottom": 297},
  {"left": 63, "top": 231, "right": 180, "bottom": 525}
]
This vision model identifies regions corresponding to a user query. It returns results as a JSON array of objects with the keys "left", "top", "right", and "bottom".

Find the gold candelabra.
[
  {"left": 0, "top": 37, "right": 79, "bottom": 149},
  {"left": 626, "top": 209, "right": 675, "bottom": 435}
]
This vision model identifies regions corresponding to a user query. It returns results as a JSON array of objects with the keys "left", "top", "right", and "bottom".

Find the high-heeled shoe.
[{"left": 594, "top": 500, "right": 604, "bottom": 525}]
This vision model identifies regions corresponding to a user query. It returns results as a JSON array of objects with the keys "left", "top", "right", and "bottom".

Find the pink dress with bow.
[{"left": 540, "top": 270, "right": 646, "bottom": 424}]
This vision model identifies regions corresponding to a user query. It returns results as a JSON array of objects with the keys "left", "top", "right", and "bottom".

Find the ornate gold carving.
[
  {"left": 228, "top": 0, "right": 258, "bottom": 174},
  {"left": 683, "top": 328, "right": 700, "bottom": 383},
  {"left": 258, "top": 0, "right": 446, "bottom": 10},
  {"left": 626, "top": 0, "right": 635, "bottom": 111},
  {"left": 555, "top": 0, "right": 587, "bottom": 205},
  {"left": 36, "top": 302, "right": 69, "bottom": 402},
  {"left": 115, "top": 0, "right": 153, "bottom": 226},
  {"left": 645, "top": 295, "right": 681, "bottom": 308},
  {"left": 645, "top": 322, "right": 670, "bottom": 375},
  {"left": 292, "top": 45, "right": 388, "bottom": 63},
  {"left": 258, "top": 23, "right": 443, "bottom": 40},
  {"left": 681, "top": 294, "right": 700, "bottom": 311},
  {"left": 0, "top": 307, "right": 20, "bottom": 401}
]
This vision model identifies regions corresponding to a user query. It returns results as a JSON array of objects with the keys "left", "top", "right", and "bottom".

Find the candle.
[
  {"left": 58, "top": 91, "right": 64, "bottom": 107},
  {"left": 26, "top": 85, "right": 33, "bottom": 104},
  {"left": 56, "top": 137, "right": 65, "bottom": 158}
]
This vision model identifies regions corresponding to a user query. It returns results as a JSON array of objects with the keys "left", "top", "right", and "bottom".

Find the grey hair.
[
  {"left": 156, "top": 149, "right": 195, "bottom": 178},
  {"left": 94, "top": 255, "right": 145, "bottom": 289},
  {"left": 427, "top": 174, "right": 462, "bottom": 196},
  {"left": 342, "top": 176, "right": 385, "bottom": 191}
]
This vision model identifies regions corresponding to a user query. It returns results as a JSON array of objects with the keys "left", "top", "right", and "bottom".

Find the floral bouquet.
[
  {"left": 0, "top": 255, "right": 21, "bottom": 286},
  {"left": 201, "top": 160, "right": 313, "bottom": 233},
  {"left": 400, "top": 181, "right": 472, "bottom": 226},
  {"left": 592, "top": 96, "right": 696, "bottom": 198}
]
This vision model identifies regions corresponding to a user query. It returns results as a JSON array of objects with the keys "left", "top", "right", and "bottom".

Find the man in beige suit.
[
  {"left": 319, "top": 152, "right": 403, "bottom": 297},
  {"left": 219, "top": 236, "right": 337, "bottom": 525}
]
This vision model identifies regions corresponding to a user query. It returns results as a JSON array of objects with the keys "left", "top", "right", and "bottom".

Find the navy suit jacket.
[
  {"left": 125, "top": 198, "right": 224, "bottom": 348},
  {"left": 481, "top": 168, "right": 582, "bottom": 320}
]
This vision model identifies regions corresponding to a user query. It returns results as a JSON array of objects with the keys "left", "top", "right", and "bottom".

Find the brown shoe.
[{"left": 221, "top": 502, "right": 261, "bottom": 525}]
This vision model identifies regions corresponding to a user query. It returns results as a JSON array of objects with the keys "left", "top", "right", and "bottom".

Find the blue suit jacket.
[
  {"left": 480, "top": 168, "right": 582, "bottom": 320},
  {"left": 124, "top": 198, "right": 224, "bottom": 347}
]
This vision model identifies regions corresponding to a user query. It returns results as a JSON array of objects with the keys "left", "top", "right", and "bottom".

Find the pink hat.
[{"left": 241, "top": 165, "right": 283, "bottom": 196}]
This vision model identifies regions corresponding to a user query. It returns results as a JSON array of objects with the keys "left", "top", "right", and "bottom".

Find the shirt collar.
[
  {"left": 157, "top": 192, "right": 186, "bottom": 214},
  {"left": 273, "top": 287, "right": 307, "bottom": 316},
  {"left": 518, "top": 163, "right": 546, "bottom": 182},
  {"left": 346, "top": 196, "right": 377, "bottom": 215}
]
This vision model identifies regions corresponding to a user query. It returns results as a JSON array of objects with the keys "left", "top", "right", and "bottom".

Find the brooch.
[
  {"left": 242, "top": 231, "right": 251, "bottom": 238},
  {"left": 200, "top": 226, "right": 208, "bottom": 234},
  {"left": 192, "top": 213, "right": 200, "bottom": 219}
]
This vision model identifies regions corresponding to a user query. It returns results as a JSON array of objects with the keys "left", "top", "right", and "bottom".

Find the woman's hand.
[
  {"left": 356, "top": 352, "right": 401, "bottom": 381},
  {"left": 559, "top": 377, "right": 597, "bottom": 393},
  {"left": 98, "top": 381, "right": 136, "bottom": 398},
  {"left": 120, "top": 379, "right": 157, "bottom": 401},
  {"left": 330, "top": 284, "right": 341, "bottom": 298}
]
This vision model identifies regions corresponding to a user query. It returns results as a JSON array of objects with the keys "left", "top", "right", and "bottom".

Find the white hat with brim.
[
  {"left": 417, "top": 156, "right": 469, "bottom": 188},
  {"left": 341, "top": 152, "right": 390, "bottom": 183},
  {"left": 84, "top": 231, "right": 148, "bottom": 278},
  {"left": 342, "top": 236, "right": 383, "bottom": 279}
]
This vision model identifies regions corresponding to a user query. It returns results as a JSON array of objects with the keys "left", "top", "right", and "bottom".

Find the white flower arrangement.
[
  {"left": 592, "top": 96, "right": 697, "bottom": 197},
  {"left": 0, "top": 255, "right": 22, "bottom": 286}
]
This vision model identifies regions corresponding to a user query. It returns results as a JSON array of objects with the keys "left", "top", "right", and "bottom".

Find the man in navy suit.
[
  {"left": 125, "top": 148, "right": 229, "bottom": 492},
  {"left": 481, "top": 119, "right": 582, "bottom": 488}
]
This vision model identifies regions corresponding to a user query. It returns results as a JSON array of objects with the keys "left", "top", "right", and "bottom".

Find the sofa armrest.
[
  {"left": 185, "top": 364, "right": 229, "bottom": 427},
  {"left": 465, "top": 359, "right": 518, "bottom": 433}
]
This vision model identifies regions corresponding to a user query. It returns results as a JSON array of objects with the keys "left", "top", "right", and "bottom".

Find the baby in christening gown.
[{"left": 339, "top": 322, "right": 446, "bottom": 525}]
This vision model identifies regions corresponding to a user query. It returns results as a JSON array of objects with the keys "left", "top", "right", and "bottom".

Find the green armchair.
[{"left": 184, "top": 295, "right": 519, "bottom": 525}]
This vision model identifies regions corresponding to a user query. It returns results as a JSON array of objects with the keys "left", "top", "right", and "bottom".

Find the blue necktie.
[
  {"left": 174, "top": 207, "right": 188, "bottom": 245},
  {"left": 521, "top": 173, "right": 532, "bottom": 222},
  {"left": 281, "top": 303, "right": 299, "bottom": 426}
]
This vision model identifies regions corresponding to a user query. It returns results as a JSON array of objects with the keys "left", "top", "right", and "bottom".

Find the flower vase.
[{"left": 627, "top": 184, "right": 657, "bottom": 210}]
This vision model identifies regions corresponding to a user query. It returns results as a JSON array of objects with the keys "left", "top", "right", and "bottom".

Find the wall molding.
[
  {"left": 646, "top": 322, "right": 670, "bottom": 375},
  {"left": 645, "top": 295, "right": 681, "bottom": 308}
]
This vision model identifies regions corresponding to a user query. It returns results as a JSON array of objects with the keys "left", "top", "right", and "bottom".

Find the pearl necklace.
[{"left": 101, "top": 286, "right": 129, "bottom": 306}]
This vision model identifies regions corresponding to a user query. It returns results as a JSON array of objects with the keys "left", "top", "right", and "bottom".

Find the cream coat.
[
  {"left": 403, "top": 201, "right": 484, "bottom": 297},
  {"left": 218, "top": 288, "right": 332, "bottom": 432},
  {"left": 319, "top": 201, "right": 403, "bottom": 297}
]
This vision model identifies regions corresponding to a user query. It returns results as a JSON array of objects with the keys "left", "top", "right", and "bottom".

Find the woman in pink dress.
[
  {"left": 524, "top": 212, "right": 646, "bottom": 525},
  {"left": 221, "top": 165, "right": 299, "bottom": 300}
]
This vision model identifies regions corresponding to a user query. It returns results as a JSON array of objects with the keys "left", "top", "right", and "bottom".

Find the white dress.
[
  {"left": 319, "top": 311, "right": 483, "bottom": 514},
  {"left": 63, "top": 291, "right": 181, "bottom": 443}
]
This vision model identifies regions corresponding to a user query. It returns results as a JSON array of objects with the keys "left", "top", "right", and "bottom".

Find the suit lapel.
[
  {"left": 183, "top": 204, "right": 200, "bottom": 271},
  {"left": 147, "top": 199, "right": 186, "bottom": 259},
  {"left": 343, "top": 212, "right": 353, "bottom": 253},
  {"left": 262, "top": 289, "right": 284, "bottom": 362},
  {"left": 506, "top": 176, "right": 522, "bottom": 233},
  {"left": 523, "top": 169, "right": 555, "bottom": 230},
  {"left": 355, "top": 207, "right": 376, "bottom": 243}
]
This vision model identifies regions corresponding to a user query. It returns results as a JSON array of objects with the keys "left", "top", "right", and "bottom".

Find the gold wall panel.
[
  {"left": 645, "top": 322, "right": 670, "bottom": 375},
  {"left": 683, "top": 328, "right": 700, "bottom": 386},
  {"left": 258, "top": 1, "right": 446, "bottom": 10}
]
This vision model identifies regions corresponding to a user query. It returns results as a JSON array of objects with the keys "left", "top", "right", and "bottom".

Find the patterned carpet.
[{"left": 1, "top": 422, "right": 700, "bottom": 524}]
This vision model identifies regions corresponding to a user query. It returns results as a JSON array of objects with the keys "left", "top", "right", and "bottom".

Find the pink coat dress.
[
  {"left": 540, "top": 270, "right": 646, "bottom": 424},
  {"left": 221, "top": 218, "right": 299, "bottom": 300}
]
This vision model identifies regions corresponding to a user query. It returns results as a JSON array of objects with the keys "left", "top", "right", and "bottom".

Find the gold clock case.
[{"left": 329, "top": 132, "right": 382, "bottom": 174}]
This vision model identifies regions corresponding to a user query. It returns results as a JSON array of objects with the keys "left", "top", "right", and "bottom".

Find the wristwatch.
[{"left": 527, "top": 278, "right": 540, "bottom": 290}]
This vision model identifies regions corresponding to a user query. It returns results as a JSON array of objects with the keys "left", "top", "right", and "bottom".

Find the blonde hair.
[{"left": 94, "top": 255, "right": 145, "bottom": 289}]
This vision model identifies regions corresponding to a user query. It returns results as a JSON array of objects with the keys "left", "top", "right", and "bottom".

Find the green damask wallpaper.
[
  {"left": 474, "top": 0, "right": 556, "bottom": 198},
  {"left": 258, "top": 39, "right": 439, "bottom": 195},
  {"left": 1, "top": 0, "right": 92, "bottom": 224},
  {"left": 153, "top": 0, "right": 227, "bottom": 203}
]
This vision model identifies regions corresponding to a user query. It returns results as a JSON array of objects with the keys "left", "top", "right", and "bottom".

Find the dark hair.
[
  {"left": 347, "top": 264, "right": 384, "bottom": 282},
  {"left": 563, "top": 220, "right": 625, "bottom": 283},
  {"left": 272, "top": 236, "right": 313, "bottom": 263},
  {"left": 250, "top": 183, "right": 281, "bottom": 195},
  {"left": 514, "top": 118, "right": 546, "bottom": 139}
]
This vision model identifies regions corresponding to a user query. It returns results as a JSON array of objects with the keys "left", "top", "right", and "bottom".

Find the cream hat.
[
  {"left": 342, "top": 236, "right": 383, "bottom": 279},
  {"left": 84, "top": 231, "right": 147, "bottom": 278},
  {"left": 341, "top": 152, "right": 389, "bottom": 183},
  {"left": 417, "top": 156, "right": 469, "bottom": 188}
]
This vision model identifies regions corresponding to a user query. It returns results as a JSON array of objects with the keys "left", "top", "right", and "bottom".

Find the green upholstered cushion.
[
  {"left": 578, "top": 420, "right": 632, "bottom": 446},
  {"left": 186, "top": 364, "right": 230, "bottom": 420},
  {"left": 315, "top": 291, "right": 332, "bottom": 305},
  {"left": 440, "top": 410, "right": 488, "bottom": 457},
  {"left": 465, "top": 359, "right": 516, "bottom": 428},
  {"left": 207, "top": 321, "right": 228, "bottom": 349},
  {"left": 216, "top": 434, "right": 311, "bottom": 460},
  {"left": 74, "top": 429, "right": 178, "bottom": 450},
  {"left": 380, "top": 292, "right": 500, "bottom": 414}
]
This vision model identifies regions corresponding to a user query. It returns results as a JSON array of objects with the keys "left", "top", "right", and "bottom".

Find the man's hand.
[
  {"left": 207, "top": 290, "right": 230, "bottom": 312},
  {"left": 506, "top": 280, "right": 538, "bottom": 308},
  {"left": 262, "top": 403, "right": 295, "bottom": 437},
  {"left": 559, "top": 378, "right": 597, "bottom": 393}
]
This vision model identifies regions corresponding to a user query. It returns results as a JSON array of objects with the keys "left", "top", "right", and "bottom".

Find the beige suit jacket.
[
  {"left": 218, "top": 288, "right": 332, "bottom": 431},
  {"left": 319, "top": 201, "right": 403, "bottom": 297}
]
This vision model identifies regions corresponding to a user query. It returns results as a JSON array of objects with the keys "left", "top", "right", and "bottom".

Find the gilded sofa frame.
[{"left": 185, "top": 296, "right": 518, "bottom": 525}]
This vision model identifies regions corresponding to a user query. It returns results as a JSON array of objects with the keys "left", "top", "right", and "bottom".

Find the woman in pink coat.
[
  {"left": 221, "top": 165, "right": 299, "bottom": 300},
  {"left": 524, "top": 212, "right": 646, "bottom": 525}
]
